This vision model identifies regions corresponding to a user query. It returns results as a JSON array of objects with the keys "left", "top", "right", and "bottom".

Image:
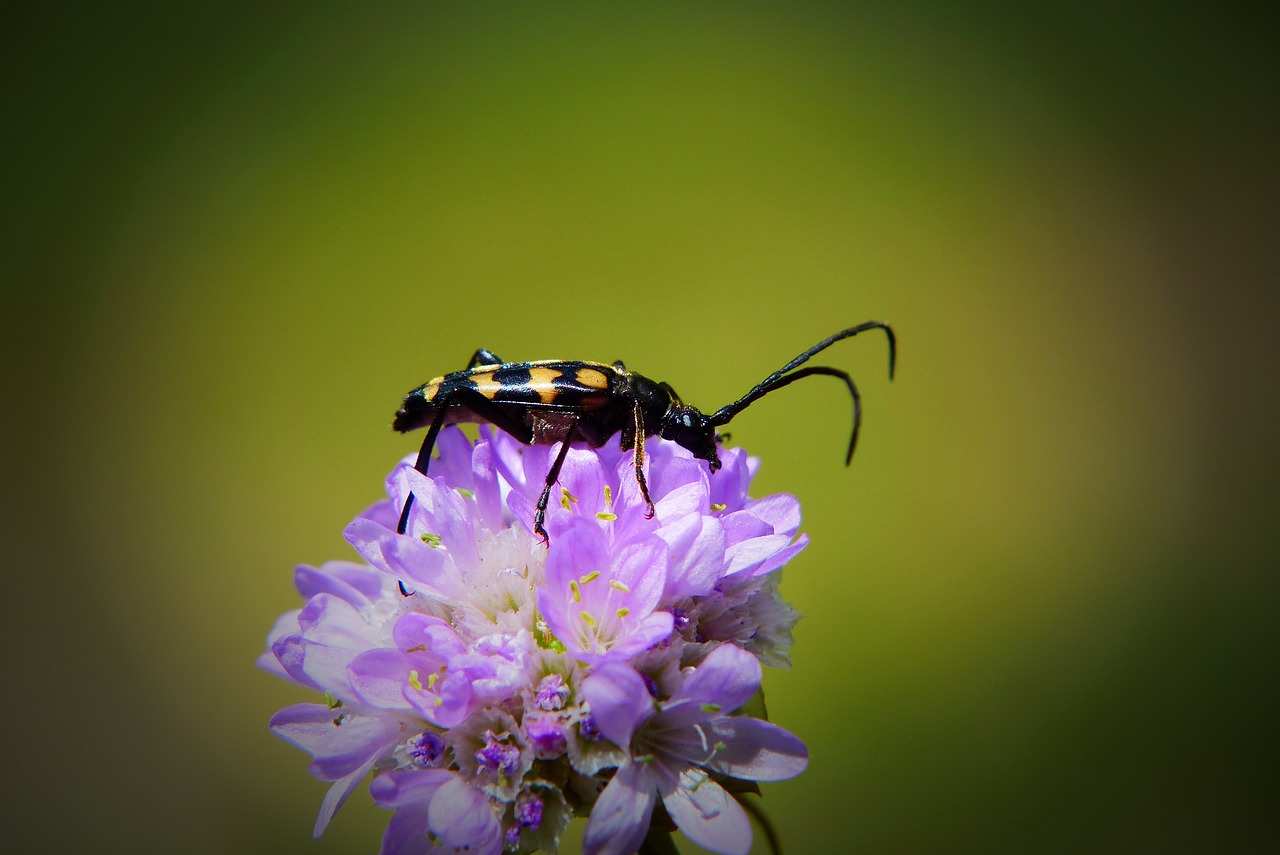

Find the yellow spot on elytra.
[
  {"left": 468, "top": 370, "right": 499, "bottom": 396},
  {"left": 575, "top": 367, "right": 610, "bottom": 390},
  {"left": 528, "top": 367, "right": 562, "bottom": 404}
]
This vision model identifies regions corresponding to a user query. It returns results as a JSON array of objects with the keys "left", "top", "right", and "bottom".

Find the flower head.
[{"left": 262, "top": 427, "right": 808, "bottom": 853}]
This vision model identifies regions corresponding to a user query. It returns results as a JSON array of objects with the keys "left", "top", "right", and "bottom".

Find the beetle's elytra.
[{"left": 394, "top": 323, "right": 896, "bottom": 543}]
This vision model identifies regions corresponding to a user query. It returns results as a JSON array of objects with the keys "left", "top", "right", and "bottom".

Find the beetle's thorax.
[{"left": 620, "top": 371, "right": 720, "bottom": 470}]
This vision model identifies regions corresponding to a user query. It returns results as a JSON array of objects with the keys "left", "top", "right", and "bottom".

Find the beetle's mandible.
[{"left": 393, "top": 322, "right": 896, "bottom": 544}]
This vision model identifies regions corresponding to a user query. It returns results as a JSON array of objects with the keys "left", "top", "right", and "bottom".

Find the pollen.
[
  {"left": 609, "top": 580, "right": 630, "bottom": 593},
  {"left": 408, "top": 669, "right": 423, "bottom": 691},
  {"left": 579, "top": 571, "right": 600, "bottom": 585},
  {"left": 569, "top": 579, "right": 581, "bottom": 602}
]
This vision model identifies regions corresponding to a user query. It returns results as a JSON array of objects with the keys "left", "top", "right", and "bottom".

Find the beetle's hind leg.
[
  {"left": 397, "top": 402, "right": 451, "bottom": 534},
  {"left": 396, "top": 388, "right": 534, "bottom": 536},
  {"left": 467, "top": 349, "right": 503, "bottom": 368}
]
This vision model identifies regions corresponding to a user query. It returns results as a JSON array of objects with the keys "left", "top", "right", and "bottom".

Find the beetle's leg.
[
  {"left": 533, "top": 422, "right": 579, "bottom": 545},
  {"left": 631, "top": 400, "right": 656, "bottom": 520},
  {"left": 397, "top": 400, "right": 452, "bottom": 534},
  {"left": 448, "top": 388, "right": 534, "bottom": 445},
  {"left": 467, "top": 349, "right": 503, "bottom": 368},
  {"left": 397, "top": 389, "right": 535, "bottom": 536}
]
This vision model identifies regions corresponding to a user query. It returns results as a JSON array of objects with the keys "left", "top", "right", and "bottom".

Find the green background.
[{"left": 7, "top": 3, "right": 1276, "bottom": 852}]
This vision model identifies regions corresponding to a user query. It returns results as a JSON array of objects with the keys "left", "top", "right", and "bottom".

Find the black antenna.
[{"left": 707, "top": 321, "right": 896, "bottom": 463}]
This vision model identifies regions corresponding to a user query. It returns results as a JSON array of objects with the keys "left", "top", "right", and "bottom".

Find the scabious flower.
[{"left": 260, "top": 426, "right": 809, "bottom": 854}]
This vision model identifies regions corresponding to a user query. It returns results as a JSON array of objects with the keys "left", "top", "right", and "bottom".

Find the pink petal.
[
  {"left": 428, "top": 777, "right": 502, "bottom": 855},
  {"left": 583, "top": 762, "right": 657, "bottom": 855}
]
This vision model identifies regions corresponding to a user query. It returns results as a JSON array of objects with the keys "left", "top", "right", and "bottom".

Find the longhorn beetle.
[{"left": 393, "top": 321, "right": 895, "bottom": 543}]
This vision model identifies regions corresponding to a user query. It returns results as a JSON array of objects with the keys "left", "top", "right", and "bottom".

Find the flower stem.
[{"left": 638, "top": 827, "right": 681, "bottom": 855}]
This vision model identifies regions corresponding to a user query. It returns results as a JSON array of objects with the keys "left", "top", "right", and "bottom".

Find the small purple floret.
[
  {"left": 475, "top": 730, "right": 522, "bottom": 778},
  {"left": 406, "top": 731, "right": 445, "bottom": 767},
  {"left": 579, "top": 712, "right": 603, "bottom": 743},
  {"left": 515, "top": 792, "right": 544, "bottom": 830},
  {"left": 525, "top": 715, "right": 568, "bottom": 758},
  {"left": 534, "top": 673, "right": 570, "bottom": 711}
]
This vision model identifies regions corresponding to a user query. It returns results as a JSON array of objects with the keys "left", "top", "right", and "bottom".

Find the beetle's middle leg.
[{"left": 533, "top": 421, "right": 580, "bottom": 545}]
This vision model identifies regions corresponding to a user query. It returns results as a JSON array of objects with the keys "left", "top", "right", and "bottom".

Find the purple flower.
[
  {"left": 581, "top": 644, "right": 808, "bottom": 855},
  {"left": 261, "top": 427, "right": 809, "bottom": 852}
]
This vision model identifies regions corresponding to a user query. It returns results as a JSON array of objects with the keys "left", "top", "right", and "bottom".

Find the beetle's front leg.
[
  {"left": 629, "top": 400, "right": 656, "bottom": 520},
  {"left": 533, "top": 422, "right": 579, "bottom": 546}
]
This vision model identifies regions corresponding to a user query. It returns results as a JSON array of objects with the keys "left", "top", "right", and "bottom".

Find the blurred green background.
[{"left": 6, "top": 2, "right": 1277, "bottom": 852}]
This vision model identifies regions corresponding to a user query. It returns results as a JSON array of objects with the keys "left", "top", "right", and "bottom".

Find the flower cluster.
[{"left": 260, "top": 427, "right": 809, "bottom": 855}]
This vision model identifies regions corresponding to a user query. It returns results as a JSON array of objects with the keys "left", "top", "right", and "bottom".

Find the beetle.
[{"left": 393, "top": 321, "right": 895, "bottom": 542}]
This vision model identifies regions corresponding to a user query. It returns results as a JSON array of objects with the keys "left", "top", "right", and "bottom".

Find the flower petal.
[
  {"left": 428, "top": 776, "right": 502, "bottom": 855},
  {"left": 581, "top": 662, "right": 654, "bottom": 748},
  {"left": 313, "top": 753, "right": 378, "bottom": 837},
  {"left": 269, "top": 704, "right": 399, "bottom": 780},
  {"left": 660, "top": 771, "right": 751, "bottom": 855},
  {"left": 668, "top": 643, "right": 761, "bottom": 723},
  {"left": 583, "top": 761, "right": 658, "bottom": 855},
  {"left": 702, "top": 717, "right": 809, "bottom": 781}
]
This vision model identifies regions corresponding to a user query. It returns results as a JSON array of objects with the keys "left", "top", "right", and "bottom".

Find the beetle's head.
[{"left": 660, "top": 404, "right": 721, "bottom": 472}]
